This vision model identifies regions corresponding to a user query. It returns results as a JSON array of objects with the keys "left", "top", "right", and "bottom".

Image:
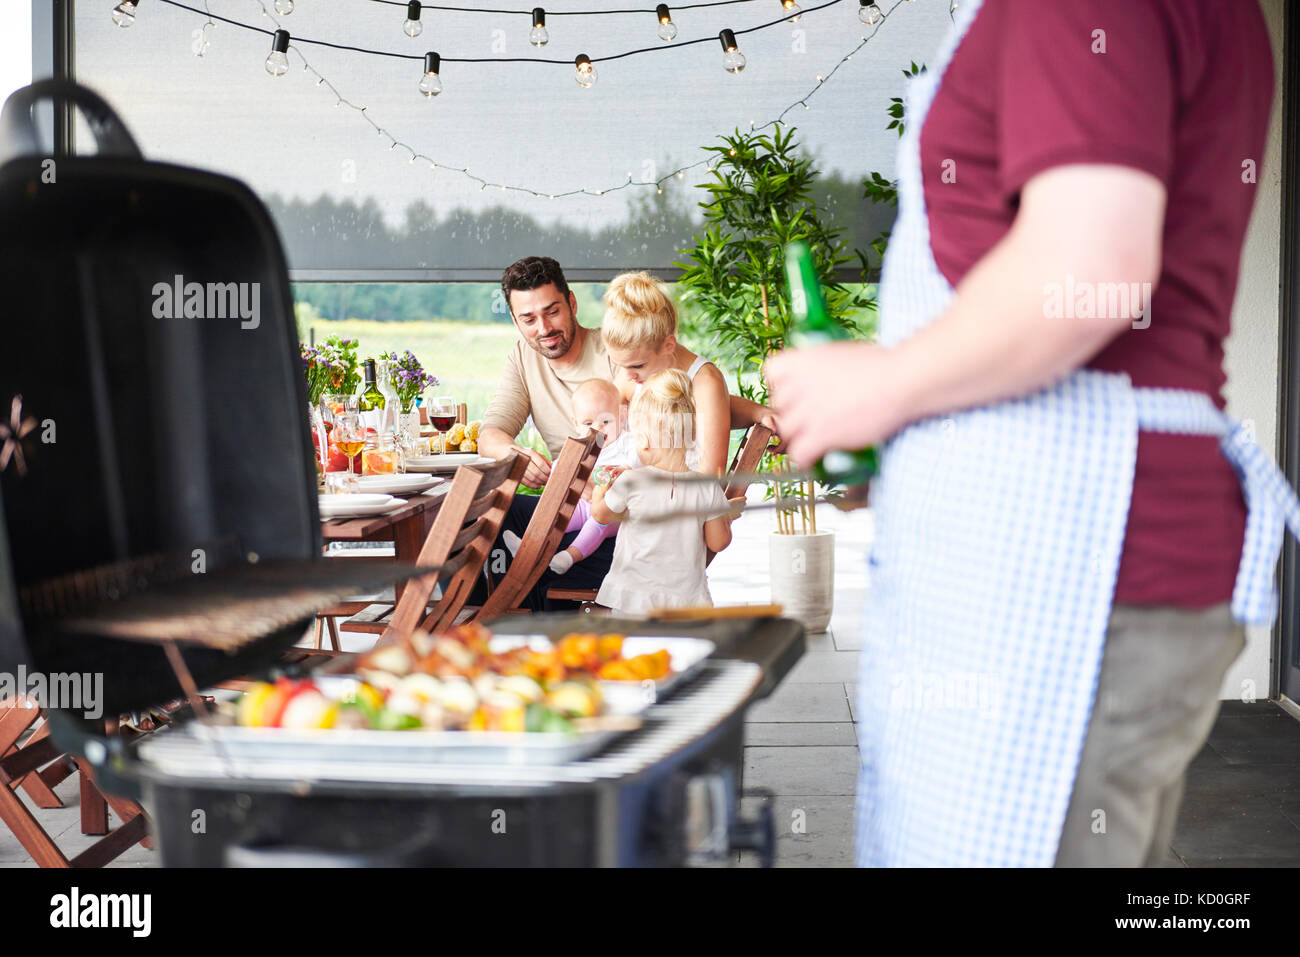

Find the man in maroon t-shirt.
[{"left": 770, "top": 1, "right": 1273, "bottom": 865}]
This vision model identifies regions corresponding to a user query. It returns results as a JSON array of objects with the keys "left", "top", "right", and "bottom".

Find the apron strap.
[{"left": 1134, "top": 387, "right": 1300, "bottom": 625}]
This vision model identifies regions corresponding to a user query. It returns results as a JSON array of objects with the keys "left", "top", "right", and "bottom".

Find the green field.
[{"left": 299, "top": 317, "right": 525, "bottom": 423}]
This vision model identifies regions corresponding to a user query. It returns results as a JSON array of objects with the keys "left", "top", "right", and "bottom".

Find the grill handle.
[
  {"left": 0, "top": 80, "right": 143, "bottom": 163},
  {"left": 730, "top": 787, "right": 776, "bottom": 868}
]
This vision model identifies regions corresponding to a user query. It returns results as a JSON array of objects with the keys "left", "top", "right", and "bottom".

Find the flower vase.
[{"left": 397, "top": 407, "right": 421, "bottom": 442}]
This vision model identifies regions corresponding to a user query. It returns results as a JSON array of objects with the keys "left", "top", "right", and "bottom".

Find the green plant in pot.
[{"left": 676, "top": 125, "right": 875, "bottom": 632}]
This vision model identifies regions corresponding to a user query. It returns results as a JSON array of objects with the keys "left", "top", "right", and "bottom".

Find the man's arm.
[
  {"left": 479, "top": 348, "right": 553, "bottom": 487},
  {"left": 767, "top": 164, "right": 1166, "bottom": 464}
]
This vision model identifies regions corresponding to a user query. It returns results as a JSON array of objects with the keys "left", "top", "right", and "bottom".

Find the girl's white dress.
[{"left": 595, "top": 466, "right": 730, "bottom": 615}]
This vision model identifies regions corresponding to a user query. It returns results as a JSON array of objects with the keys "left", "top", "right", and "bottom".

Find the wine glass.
[
  {"left": 332, "top": 413, "right": 366, "bottom": 483},
  {"left": 428, "top": 396, "right": 457, "bottom": 456}
]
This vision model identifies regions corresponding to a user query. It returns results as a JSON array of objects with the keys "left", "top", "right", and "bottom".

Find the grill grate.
[{"left": 136, "top": 660, "right": 762, "bottom": 788}]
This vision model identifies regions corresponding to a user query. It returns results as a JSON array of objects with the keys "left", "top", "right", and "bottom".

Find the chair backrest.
[
  {"left": 381, "top": 453, "right": 525, "bottom": 639},
  {"left": 723, "top": 424, "right": 774, "bottom": 501},
  {"left": 474, "top": 431, "right": 601, "bottom": 619},
  {"left": 703, "top": 423, "right": 775, "bottom": 568}
]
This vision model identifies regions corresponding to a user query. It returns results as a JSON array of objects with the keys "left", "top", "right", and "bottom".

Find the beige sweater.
[{"left": 482, "top": 326, "right": 615, "bottom": 459}]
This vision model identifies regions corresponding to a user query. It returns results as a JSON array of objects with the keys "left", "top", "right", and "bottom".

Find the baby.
[{"left": 504, "top": 378, "right": 639, "bottom": 575}]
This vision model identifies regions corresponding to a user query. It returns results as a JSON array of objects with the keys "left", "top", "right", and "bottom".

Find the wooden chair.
[
  {"left": 543, "top": 424, "right": 775, "bottom": 609},
  {"left": 0, "top": 698, "right": 152, "bottom": 867},
  {"left": 287, "top": 455, "right": 524, "bottom": 665},
  {"left": 471, "top": 431, "right": 602, "bottom": 619},
  {"left": 375, "top": 452, "right": 526, "bottom": 639}
]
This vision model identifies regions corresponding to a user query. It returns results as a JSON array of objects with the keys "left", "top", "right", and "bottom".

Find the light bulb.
[
  {"left": 419, "top": 52, "right": 442, "bottom": 97},
  {"left": 858, "top": 1, "right": 882, "bottom": 25},
  {"left": 403, "top": 1, "right": 422, "bottom": 38},
  {"left": 111, "top": 1, "right": 137, "bottom": 28},
  {"left": 781, "top": 0, "right": 801, "bottom": 22},
  {"left": 719, "top": 29, "right": 745, "bottom": 75},
  {"left": 530, "top": 7, "right": 548, "bottom": 46},
  {"left": 950, "top": 0, "right": 958, "bottom": 11},
  {"left": 266, "top": 29, "right": 290, "bottom": 76},
  {"left": 574, "top": 54, "right": 597, "bottom": 88},
  {"left": 274, "top": 0, "right": 294, "bottom": 14},
  {"left": 655, "top": 4, "right": 677, "bottom": 41}
]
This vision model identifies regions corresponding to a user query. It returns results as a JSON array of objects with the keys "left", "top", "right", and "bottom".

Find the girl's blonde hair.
[
  {"left": 602, "top": 271, "right": 678, "bottom": 351},
  {"left": 630, "top": 368, "right": 695, "bottom": 451}
]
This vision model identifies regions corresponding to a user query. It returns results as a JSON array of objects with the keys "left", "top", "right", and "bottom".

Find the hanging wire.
[
  {"left": 140, "top": 0, "right": 909, "bottom": 199},
  {"left": 363, "top": 0, "right": 763, "bottom": 12},
  {"left": 158, "top": 0, "right": 851, "bottom": 63}
]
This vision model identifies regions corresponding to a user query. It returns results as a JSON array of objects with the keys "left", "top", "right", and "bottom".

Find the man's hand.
[
  {"left": 766, "top": 341, "right": 907, "bottom": 468},
  {"left": 754, "top": 409, "right": 787, "bottom": 455},
  {"left": 517, "top": 447, "right": 552, "bottom": 488}
]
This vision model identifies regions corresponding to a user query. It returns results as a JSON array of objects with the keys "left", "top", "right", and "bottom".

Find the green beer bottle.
[{"left": 782, "top": 240, "right": 879, "bottom": 485}]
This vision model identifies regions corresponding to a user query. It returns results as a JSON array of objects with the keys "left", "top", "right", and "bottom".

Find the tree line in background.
[{"left": 279, "top": 150, "right": 894, "bottom": 325}]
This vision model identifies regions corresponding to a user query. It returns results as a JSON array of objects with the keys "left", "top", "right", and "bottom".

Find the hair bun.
[{"left": 648, "top": 367, "right": 691, "bottom": 401}]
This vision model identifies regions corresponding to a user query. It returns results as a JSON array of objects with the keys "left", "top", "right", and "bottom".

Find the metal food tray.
[
  {"left": 486, "top": 634, "right": 717, "bottom": 703},
  {"left": 170, "top": 676, "right": 653, "bottom": 767}
]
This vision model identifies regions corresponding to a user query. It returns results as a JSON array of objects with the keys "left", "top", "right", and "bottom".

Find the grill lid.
[{"left": 0, "top": 81, "right": 427, "bottom": 715}]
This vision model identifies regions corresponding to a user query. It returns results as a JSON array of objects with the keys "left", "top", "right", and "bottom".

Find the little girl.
[
  {"left": 593, "top": 368, "right": 735, "bottom": 615},
  {"left": 503, "top": 377, "right": 638, "bottom": 574}
]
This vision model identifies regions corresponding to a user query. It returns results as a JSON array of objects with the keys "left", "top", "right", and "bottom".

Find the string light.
[
  {"left": 655, "top": 4, "right": 677, "bottom": 41},
  {"left": 419, "top": 51, "right": 443, "bottom": 95},
  {"left": 265, "top": 28, "right": 290, "bottom": 75},
  {"left": 719, "top": 29, "right": 745, "bottom": 74},
  {"left": 273, "top": 0, "right": 293, "bottom": 14},
  {"left": 158, "top": 0, "right": 853, "bottom": 71},
  {"left": 403, "top": 0, "right": 424, "bottom": 36},
  {"left": 530, "top": 7, "right": 550, "bottom": 46},
  {"left": 112, "top": 0, "right": 139, "bottom": 27},
  {"left": 143, "top": 0, "right": 906, "bottom": 200},
  {"left": 780, "top": 0, "right": 801, "bottom": 22},
  {"left": 574, "top": 53, "right": 597, "bottom": 86},
  {"left": 858, "top": 0, "right": 881, "bottom": 24}
]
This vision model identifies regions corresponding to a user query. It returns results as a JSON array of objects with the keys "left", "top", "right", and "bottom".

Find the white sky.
[{"left": 0, "top": 2, "right": 33, "bottom": 106}]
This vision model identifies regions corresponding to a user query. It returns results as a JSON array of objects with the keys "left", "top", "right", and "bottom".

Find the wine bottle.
[
  {"left": 359, "top": 358, "right": 385, "bottom": 412},
  {"left": 783, "top": 240, "right": 879, "bottom": 485}
]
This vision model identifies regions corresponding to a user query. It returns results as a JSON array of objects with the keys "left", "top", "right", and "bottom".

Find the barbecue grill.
[{"left": 0, "top": 81, "right": 804, "bottom": 867}]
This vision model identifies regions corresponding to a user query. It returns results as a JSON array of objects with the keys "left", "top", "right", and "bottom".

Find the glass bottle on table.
[
  {"left": 783, "top": 239, "right": 879, "bottom": 485},
  {"left": 359, "top": 359, "right": 385, "bottom": 412}
]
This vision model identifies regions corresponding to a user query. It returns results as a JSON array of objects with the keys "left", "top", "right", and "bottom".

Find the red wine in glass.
[{"left": 430, "top": 397, "right": 457, "bottom": 455}]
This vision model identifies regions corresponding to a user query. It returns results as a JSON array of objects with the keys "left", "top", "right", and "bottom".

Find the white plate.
[
  {"left": 319, "top": 493, "right": 393, "bottom": 509},
  {"left": 352, "top": 474, "right": 441, "bottom": 495},
  {"left": 405, "top": 453, "right": 491, "bottom": 473},
  {"left": 319, "top": 496, "right": 408, "bottom": 519}
]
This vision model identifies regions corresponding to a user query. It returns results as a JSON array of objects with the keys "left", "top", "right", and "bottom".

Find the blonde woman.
[
  {"left": 600, "top": 271, "right": 731, "bottom": 476},
  {"left": 591, "top": 369, "right": 734, "bottom": 614}
]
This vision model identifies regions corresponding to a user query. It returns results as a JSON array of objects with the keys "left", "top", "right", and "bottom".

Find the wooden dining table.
[{"left": 318, "top": 481, "right": 450, "bottom": 603}]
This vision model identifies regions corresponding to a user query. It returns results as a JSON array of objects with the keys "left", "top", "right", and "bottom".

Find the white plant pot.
[{"left": 769, "top": 530, "right": 835, "bottom": 633}]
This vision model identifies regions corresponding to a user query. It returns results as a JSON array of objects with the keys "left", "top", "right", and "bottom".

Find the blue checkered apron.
[{"left": 855, "top": 0, "right": 1300, "bottom": 867}]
